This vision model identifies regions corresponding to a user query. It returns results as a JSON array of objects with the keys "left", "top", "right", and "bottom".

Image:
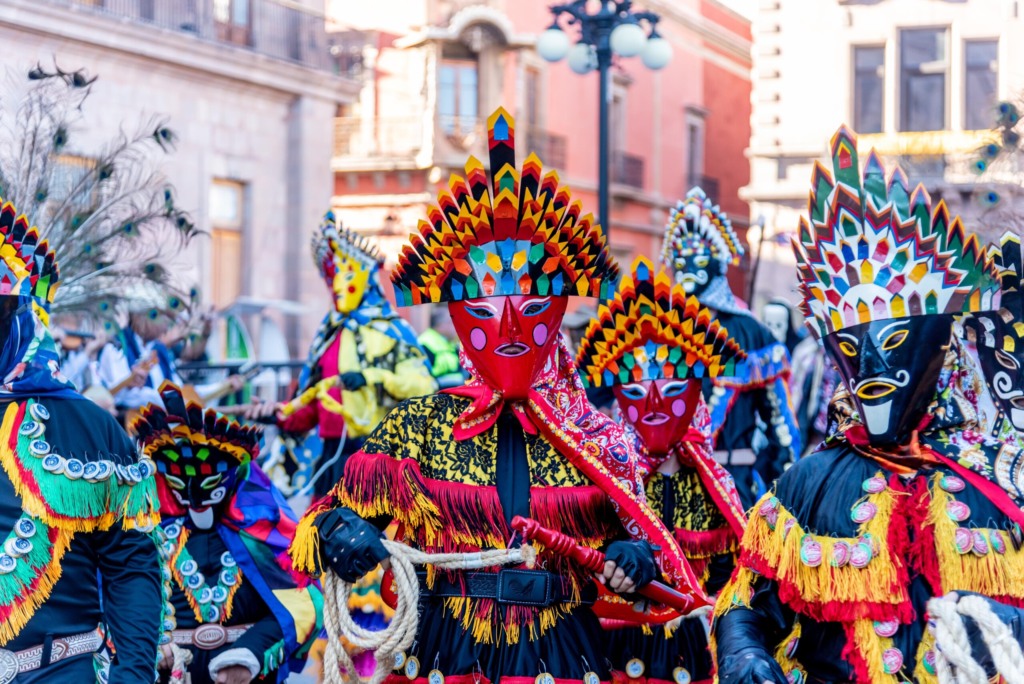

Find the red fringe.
[
  {"left": 675, "top": 527, "right": 736, "bottom": 557},
  {"left": 738, "top": 549, "right": 915, "bottom": 625},
  {"left": 342, "top": 451, "right": 432, "bottom": 522},
  {"left": 421, "top": 478, "right": 508, "bottom": 548},
  {"left": 840, "top": 622, "right": 874, "bottom": 684}
]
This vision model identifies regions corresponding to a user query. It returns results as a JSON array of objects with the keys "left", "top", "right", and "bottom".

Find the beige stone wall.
[{"left": 0, "top": 0, "right": 356, "bottom": 355}]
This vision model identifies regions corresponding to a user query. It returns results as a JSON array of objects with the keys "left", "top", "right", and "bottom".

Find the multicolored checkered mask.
[
  {"left": 795, "top": 127, "right": 1000, "bottom": 446},
  {"left": 133, "top": 383, "right": 260, "bottom": 529},
  {"left": 966, "top": 232, "right": 1024, "bottom": 431}
]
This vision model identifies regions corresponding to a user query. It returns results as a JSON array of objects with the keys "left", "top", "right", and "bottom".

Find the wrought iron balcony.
[
  {"left": 52, "top": 0, "right": 332, "bottom": 70},
  {"left": 613, "top": 151, "right": 645, "bottom": 190}
]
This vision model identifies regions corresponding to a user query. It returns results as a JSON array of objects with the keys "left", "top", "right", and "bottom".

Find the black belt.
[{"left": 419, "top": 569, "right": 596, "bottom": 608}]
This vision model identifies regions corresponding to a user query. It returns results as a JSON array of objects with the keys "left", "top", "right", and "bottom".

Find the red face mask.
[
  {"left": 449, "top": 295, "right": 567, "bottom": 399},
  {"left": 613, "top": 379, "right": 703, "bottom": 457}
]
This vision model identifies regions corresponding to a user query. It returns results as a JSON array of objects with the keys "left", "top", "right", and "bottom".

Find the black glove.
[
  {"left": 605, "top": 539, "right": 658, "bottom": 590},
  {"left": 316, "top": 507, "right": 389, "bottom": 582},
  {"left": 715, "top": 609, "right": 788, "bottom": 684},
  {"left": 339, "top": 371, "right": 367, "bottom": 391}
]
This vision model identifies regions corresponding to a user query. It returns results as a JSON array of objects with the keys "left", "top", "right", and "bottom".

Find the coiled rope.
[
  {"left": 928, "top": 592, "right": 1024, "bottom": 684},
  {"left": 321, "top": 539, "right": 537, "bottom": 684}
]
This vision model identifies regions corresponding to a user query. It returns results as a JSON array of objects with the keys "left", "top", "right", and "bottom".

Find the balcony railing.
[
  {"left": 50, "top": 0, "right": 332, "bottom": 70},
  {"left": 525, "top": 129, "right": 568, "bottom": 170},
  {"left": 687, "top": 174, "right": 720, "bottom": 201},
  {"left": 334, "top": 116, "right": 426, "bottom": 159},
  {"left": 613, "top": 151, "right": 645, "bottom": 189}
]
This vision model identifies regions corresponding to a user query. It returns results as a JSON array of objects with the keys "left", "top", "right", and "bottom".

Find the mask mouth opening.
[
  {"left": 1010, "top": 396, "right": 1024, "bottom": 410},
  {"left": 495, "top": 342, "right": 529, "bottom": 358},
  {"left": 641, "top": 412, "right": 670, "bottom": 426}
]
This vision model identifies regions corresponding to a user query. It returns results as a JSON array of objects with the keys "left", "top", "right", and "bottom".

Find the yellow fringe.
[
  {"left": 772, "top": 621, "right": 803, "bottom": 675},
  {"left": 735, "top": 478, "right": 906, "bottom": 610},
  {"left": 927, "top": 473, "right": 1024, "bottom": 598},
  {"left": 913, "top": 626, "right": 939, "bottom": 683},
  {"left": 849, "top": 618, "right": 899, "bottom": 683},
  {"left": 714, "top": 566, "right": 759, "bottom": 617},
  {"left": 290, "top": 515, "right": 323, "bottom": 576},
  {"left": 0, "top": 529, "right": 73, "bottom": 646}
]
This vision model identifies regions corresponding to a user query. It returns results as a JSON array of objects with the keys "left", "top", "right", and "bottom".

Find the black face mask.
[
  {"left": 0, "top": 296, "right": 22, "bottom": 344},
  {"left": 672, "top": 248, "right": 724, "bottom": 298},
  {"left": 973, "top": 314, "right": 1024, "bottom": 431},
  {"left": 823, "top": 315, "right": 953, "bottom": 446}
]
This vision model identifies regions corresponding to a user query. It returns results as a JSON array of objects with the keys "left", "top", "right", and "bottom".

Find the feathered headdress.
[
  {"left": 313, "top": 210, "right": 383, "bottom": 277},
  {"left": 132, "top": 383, "right": 261, "bottom": 468},
  {"left": 0, "top": 199, "right": 59, "bottom": 308},
  {"left": 794, "top": 126, "right": 1001, "bottom": 340},
  {"left": 661, "top": 187, "right": 744, "bottom": 271},
  {"left": 391, "top": 108, "right": 618, "bottom": 305},
  {"left": 0, "top": 65, "right": 197, "bottom": 330},
  {"left": 966, "top": 232, "right": 1024, "bottom": 351},
  {"left": 576, "top": 256, "right": 745, "bottom": 387}
]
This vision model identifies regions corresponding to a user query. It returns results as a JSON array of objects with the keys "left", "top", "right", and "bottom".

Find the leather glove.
[
  {"left": 715, "top": 609, "right": 788, "bottom": 684},
  {"left": 605, "top": 539, "right": 658, "bottom": 590},
  {"left": 339, "top": 371, "right": 367, "bottom": 391},
  {"left": 316, "top": 507, "right": 389, "bottom": 582}
]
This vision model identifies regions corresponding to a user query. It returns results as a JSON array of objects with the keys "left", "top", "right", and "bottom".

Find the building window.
[
  {"left": 439, "top": 59, "right": 478, "bottom": 135},
  {"left": 686, "top": 112, "right": 705, "bottom": 188},
  {"left": 965, "top": 40, "right": 998, "bottom": 130},
  {"left": 214, "top": 0, "right": 250, "bottom": 46},
  {"left": 899, "top": 28, "right": 949, "bottom": 132},
  {"left": 209, "top": 180, "right": 246, "bottom": 308},
  {"left": 525, "top": 66, "right": 541, "bottom": 129},
  {"left": 853, "top": 46, "right": 885, "bottom": 134}
]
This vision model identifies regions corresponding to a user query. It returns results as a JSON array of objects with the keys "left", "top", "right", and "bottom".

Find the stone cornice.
[{"left": 0, "top": 0, "right": 359, "bottom": 103}]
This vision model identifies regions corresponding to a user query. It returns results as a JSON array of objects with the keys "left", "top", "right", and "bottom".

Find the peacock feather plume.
[{"left": 0, "top": 63, "right": 198, "bottom": 329}]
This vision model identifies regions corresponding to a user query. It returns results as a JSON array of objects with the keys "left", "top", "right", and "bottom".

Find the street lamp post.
[{"left": 536, "top": 1, "right": 671, "bottom": 240}]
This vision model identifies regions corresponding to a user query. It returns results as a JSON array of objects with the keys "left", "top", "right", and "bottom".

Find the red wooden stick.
[{"left": 511, "top": 515, "right": 701, "bottom": 612}]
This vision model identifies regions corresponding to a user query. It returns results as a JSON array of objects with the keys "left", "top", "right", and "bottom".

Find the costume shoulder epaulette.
[{"left": 0, "top": 399, "right": 158, "bottom": 533}]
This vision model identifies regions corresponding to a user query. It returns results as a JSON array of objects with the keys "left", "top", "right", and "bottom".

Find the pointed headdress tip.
[
  {"left": 797, "top": 132, "right": 1002, "bottom": 339},
  {"left": 576, "top": 257, "right": 745, "bottom": 386},
  {"left": 312, "top": 210, "right": 383, "bottom": 274},
  {"left": 135, "top": 381, "right": 261, "bottom": 463},
  {"left": 390, "top": 107, "right": 616, "bottom": 306},
  {"left": 0, "top": 194, "right": 60, "bottom": 303},
  {"left": 662, "top": 186, "right": 744, "bottom": 273}
]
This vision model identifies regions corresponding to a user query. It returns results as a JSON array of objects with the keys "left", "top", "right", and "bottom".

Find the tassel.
[
  {"left": 734, "top": 484, "right": 913, "bottom": 623},
  {"left": 289, "top": 496, "right": 333, "bottom": 575},
  {"left": 842, "top": 619, "right": 900, "bottom": 683}
]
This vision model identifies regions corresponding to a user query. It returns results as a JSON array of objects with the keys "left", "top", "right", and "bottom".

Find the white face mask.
[{"left": 763, "top": 304, "right": 790, "bottom": 344}]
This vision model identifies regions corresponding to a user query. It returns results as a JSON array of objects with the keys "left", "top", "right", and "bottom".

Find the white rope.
[
  {"left": 167, "top": 643, "right": 193, "bottom": 684},
  {"left": 321, "top": 540, "right": 537, "bottom": 684},
  {"left": 928, "top": 592, "right": 1024, "bottom": 684}
]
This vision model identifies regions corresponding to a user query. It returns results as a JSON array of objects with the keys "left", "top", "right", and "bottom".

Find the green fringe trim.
[
  {"left": 262, "top": 639, "right": 286, "bottom": 676},
  {"left": 1, "top": 401, "right": 160, "bottom": 532}
]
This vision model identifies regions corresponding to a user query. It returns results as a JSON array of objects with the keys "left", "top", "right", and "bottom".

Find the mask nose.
[
  {"left": 858, "top": 335, "right": 888, "bottom": 379},
  {"left": 646, "top": 382, "right": 665, "bottom": 414},
  {"left": 498, "top": 298, "right": 522, "bottom": 343}
]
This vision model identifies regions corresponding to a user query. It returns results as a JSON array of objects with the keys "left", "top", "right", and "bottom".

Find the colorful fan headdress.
[
  {"left": 391, "top": 108, "right": 618, "bottom": 305},
  {"left": 794, "top": 126, "right": 1001, "bottom": 340},
  {"left": 661, "top": 187, "right": 743, "bottom": 271},
  {"left": 968, "top": 232, "right": 1024, "bottom": 351},
  {"left": 0, "top": 198, "right": 59, "bottom": 310},
  {"left": 132, "top": 383, "right": 261, "bottom": 469},
  {"left": 576, "top": 256, "right": 745, "bottom": 387},
  {"left": 313, "top": 210, "right": 383, "bottom": 278}
]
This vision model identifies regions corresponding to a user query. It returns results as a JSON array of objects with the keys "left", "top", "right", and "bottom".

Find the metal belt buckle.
[
  {"left": 496, "top": 569, "right": 552, "bottom": 607},
  {"left": 192, "top": 624, "right": 228, "bottom": 650},
  {"left": 0, "top": 649, "right": 17, "bottom": 684}
]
